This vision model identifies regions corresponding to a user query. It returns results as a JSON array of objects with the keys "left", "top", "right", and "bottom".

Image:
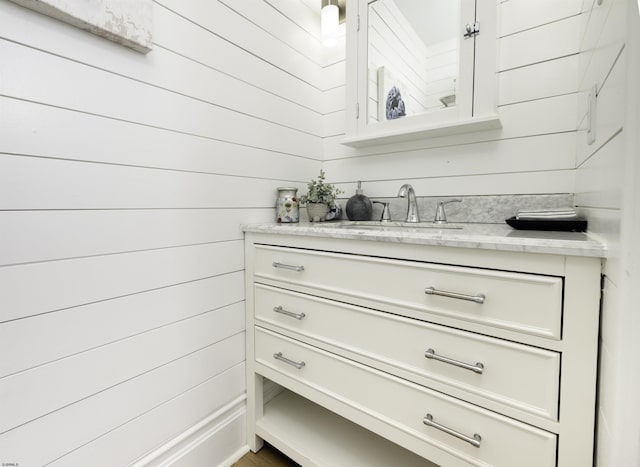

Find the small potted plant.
[{"left": 299, "top": 170, "right": 343, "bottom": 222}]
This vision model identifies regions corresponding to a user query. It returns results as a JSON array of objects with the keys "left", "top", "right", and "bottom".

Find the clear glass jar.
[{"left": 276, "top": 187, "right": 299, "bottom": 223}]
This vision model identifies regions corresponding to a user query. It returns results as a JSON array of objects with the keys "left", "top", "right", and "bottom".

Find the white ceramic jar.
[{"left": 276, "top": 187, "right": 299, "bottom": 223}]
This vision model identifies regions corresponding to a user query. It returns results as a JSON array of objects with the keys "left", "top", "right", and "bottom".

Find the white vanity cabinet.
[{"left": 244, "top": 229, "right": 603, "bottom": 467}]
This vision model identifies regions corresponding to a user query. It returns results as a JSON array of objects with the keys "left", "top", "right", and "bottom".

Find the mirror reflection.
[{"left": 367, "top": 0, "right": 460, "bottom": 124}]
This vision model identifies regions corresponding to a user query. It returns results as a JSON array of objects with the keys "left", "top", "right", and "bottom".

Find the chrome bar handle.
[
  {"left": 272, "top": 262, "right": 304, "bottom": 272},
  {"left": 423, "top": 414, "right": 482, "bottom": 448},
  {"left": 273, "top": 306, "right": 306, "bottom": 320},
  {"left": 425, "top": 286, "right": 485, "bottom": 304},
  {"left": 425, "top": 348, "right": 484, "bottom": 374},
  {"left": 273, "top": 352, "right": 305, "bottom": 370}
]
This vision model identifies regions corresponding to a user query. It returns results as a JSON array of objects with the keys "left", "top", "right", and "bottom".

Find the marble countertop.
[{"left": 242, "top": 221, "right": 607, "bottom": 257}]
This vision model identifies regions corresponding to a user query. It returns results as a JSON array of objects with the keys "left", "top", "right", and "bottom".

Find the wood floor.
[{"left": 233, "top": 443, "right": 300, "bottom": 467}]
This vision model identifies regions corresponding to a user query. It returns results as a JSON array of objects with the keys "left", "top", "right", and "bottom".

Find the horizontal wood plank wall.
[
  {"left": 0, "top": 0, "right": 323, "bottom": 465},
  {"left": 573, "top": 1, "right": 630, "bottom": 466},
  {"left": 575, "top": 0, "right": 626, "bottom": 283},
  {"left": 322, "top": 0, "right": 584, "bottom": 199}
]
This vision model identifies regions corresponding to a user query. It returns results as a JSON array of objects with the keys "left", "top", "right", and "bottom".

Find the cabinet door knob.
[{"left": 464, "top": 21, "right": 480, "bottom": 39}]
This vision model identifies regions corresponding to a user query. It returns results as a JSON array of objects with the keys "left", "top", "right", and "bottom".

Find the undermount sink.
[{"left": 314, "top": 221, "right": 464, "bottom": 230}]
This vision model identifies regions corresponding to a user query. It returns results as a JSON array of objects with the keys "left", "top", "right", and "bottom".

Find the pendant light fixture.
[{"left": 321, "top": 0, "right": 339, "bottom": 47}]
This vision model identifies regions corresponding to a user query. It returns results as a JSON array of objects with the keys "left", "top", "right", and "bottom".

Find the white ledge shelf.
[{"left": 341, "top": 114, "right": 502, "bottom": 148}]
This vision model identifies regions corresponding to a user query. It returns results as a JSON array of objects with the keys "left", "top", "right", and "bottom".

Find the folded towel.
[{"left": 515, "top": 208, "right": 578, "bottom": 220}]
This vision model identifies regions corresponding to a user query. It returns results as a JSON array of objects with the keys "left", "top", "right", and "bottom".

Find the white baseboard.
[
  {"left": 218, "top": 445, "right": 251, "bottom": 467},
  {"left": 131, "top": 395, "right": 247, "bottom": 467}
]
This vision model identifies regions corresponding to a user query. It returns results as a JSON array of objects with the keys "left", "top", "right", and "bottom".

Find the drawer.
[
  {"left": 255, "top": 327, "right": 557, "bottom": 467},
  {"left": 255, "top": 284, "right": 561, "bottom": 422},
  {"left": 254, "top": 245, "right": 563, "bottom": 339}
]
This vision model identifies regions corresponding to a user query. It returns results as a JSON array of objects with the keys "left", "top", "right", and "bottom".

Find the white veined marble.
[{"left": 242, "top": 221, "right": 606, "bottom": 258}]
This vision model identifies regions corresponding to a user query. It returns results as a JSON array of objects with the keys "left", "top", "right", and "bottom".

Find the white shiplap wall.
[
  {"left": 3, "top": 0, "right": 637, "bottom": 465},
  {"left": 0, "top": 0, "right": 323, "bottom": 465},
  {"left": 575, "top": 0, "right": 640, "bottom": 466},
  {"left": 323, "top": 0, "right": 584, "bottom": 200}
]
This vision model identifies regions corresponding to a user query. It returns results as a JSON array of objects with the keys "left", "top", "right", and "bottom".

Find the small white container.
[{"left": 276, "top": 187, "right": 299, "bottom": 223}]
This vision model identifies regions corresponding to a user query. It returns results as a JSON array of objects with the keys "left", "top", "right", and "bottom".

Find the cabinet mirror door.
[
  {"left": 344, "top": 0, "right": 499, "bottom": 146},
  {"left": 366, "top": 0, "right": 467, "bottom": 124}
]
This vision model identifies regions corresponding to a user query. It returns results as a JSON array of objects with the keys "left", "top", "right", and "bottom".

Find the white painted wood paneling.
[
  {"left": 0, "top": 40, "right": 322, "bottom": 159},
  {"left": 575, "top": 1, "right": 639, "bottom": 465},
  {"left": 578, "top": 0, "right": 625, "bottom": 93},
  {"left": 0, "top": 0, "right": 323, "bottom": 463},
  {"left": 1, "top": 241, "right": 244, "bottom": 322},
  {"left": 579, "top": 207, "right": 621, "bottom": 282},
  {"left": 499, "top": 56, "right": 579, "bottom": 105},
  {"left": 0, "top": 339, "right": 245, "bottom": 466},
  {"left": 1, "top": 0, "right": 627, "bottom": 463},
  {"left": 498, "top": 15, "right": 581, "bottom": 71},
  {"left": 0, "top": 209, "right": 271, "bottom": 266},
  {"left": 322, "top": 59, "right": 347, "bottom": 95},
  {"left": 576, "top": 50, "right": 626, "bottom": 166},
  {"left": 0, "top": 273, "right": 244, "bottom": 378},
  {"left": 0, "top": 97, "right": 319, "bottom": 180},
  {"left": 325, "top": 133, "right": 576, "bottom": 182},
  {"left": 319, "top": 84, "right": 345, "bottom": 115},
  {"left": 0, "top": 154, "right": 305, "bottom": 210},
  {"left": 155, "top": 0, "right": 331, "bottom": 92},
  {"left": 499, "top": 0, "right": 582, "bottom": 38},
  {"left": 0, "top": 303, "right": 244, "bottom": 433},
  {"left": 219, "top": 0, "right": 324, "bottom": 71},
  {"left": 152, "top": 3, "right": 323, "bottom": 118},
  {"left": 49, "top": 381, "right": 246, "bottom": 467},
  {"left": 332, "top": 170, "right": 575, "bottom": 199},
  {"left": 575, "top": 130, "right": 624, "bottom": 210}
]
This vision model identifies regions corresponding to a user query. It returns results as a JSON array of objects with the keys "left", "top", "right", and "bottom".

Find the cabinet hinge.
[
  {"left": 356, "top": 102, "right": 360, "bottom": 119},
  {"left": 463, "top": 21, "right": 480, "bottom": 39},
  {"left": 357, "top": 14, "right": 360, "bottom": 32}
]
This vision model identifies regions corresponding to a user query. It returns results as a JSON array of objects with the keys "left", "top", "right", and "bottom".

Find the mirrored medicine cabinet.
[{"left": 342, "top": 0, "right": 500, "bottom": 147}]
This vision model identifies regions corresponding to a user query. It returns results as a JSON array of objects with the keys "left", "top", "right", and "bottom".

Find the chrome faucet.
[{"left": 397, "top": 184, "right": 420, "bottom": 222}]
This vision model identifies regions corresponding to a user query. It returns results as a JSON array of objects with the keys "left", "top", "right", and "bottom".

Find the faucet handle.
[
  {"left": 433, "top": 199, "right": 462, "bottom": 224},
  {"left": 373, "top": 201, "right": 391, "bottom": 222}
]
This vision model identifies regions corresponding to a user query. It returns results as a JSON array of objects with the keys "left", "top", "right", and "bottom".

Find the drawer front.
[
  {"left": 254, "top": 245, "right": 563, "bottom": 339},
  {"left": 255, "top": 284, "right": 561, "bottom": 422},
  {"left": 255, "top": 327, "right": 557, "bottom": 467}
]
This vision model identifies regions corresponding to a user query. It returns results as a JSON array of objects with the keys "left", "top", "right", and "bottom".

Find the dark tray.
[{"left": 505, "top": 216, "right": 588, "bottom": 232}]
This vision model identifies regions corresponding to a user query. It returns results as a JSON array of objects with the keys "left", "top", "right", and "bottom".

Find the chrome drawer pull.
[
  {"left": 273, "top": 352, "right": 305, "bottom": 370},
  {"left": 424, "top": 286, "right": 485, "bottom": 304},
  {"left": 272, "top": 262, "right": 304, "bottom": 272},
  {"left": 423, "top": 414, "right": 482, "bottom": 448},
  {"left": 273, "top": 306, "right": 306, "bottom": 320},
  {"left": 425, "top": 348, "right": 484, "bottom": 374}
]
